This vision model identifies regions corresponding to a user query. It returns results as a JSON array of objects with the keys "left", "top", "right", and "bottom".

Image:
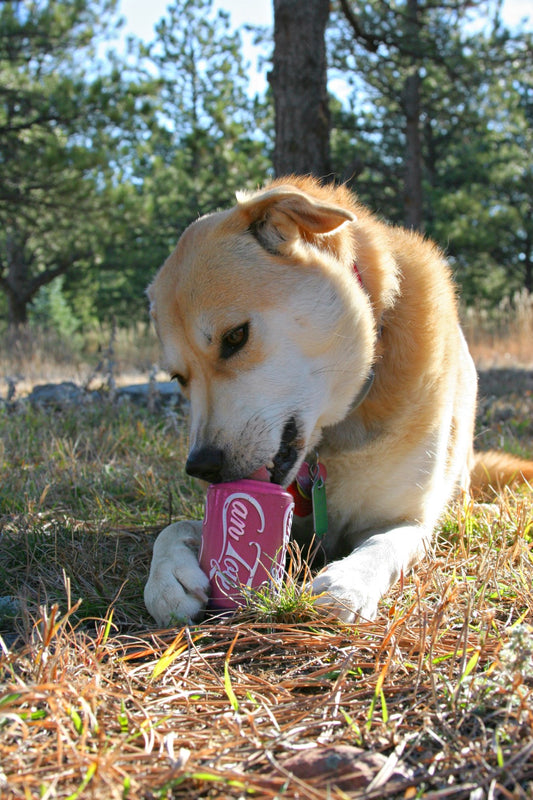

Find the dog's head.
[{"left": 148, "top": 182, "right": 377, "bottom": 486}]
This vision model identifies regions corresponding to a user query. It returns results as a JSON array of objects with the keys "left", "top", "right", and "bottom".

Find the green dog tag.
[{"left": 311, "top": 475, "right": 328, "bottom": 539}]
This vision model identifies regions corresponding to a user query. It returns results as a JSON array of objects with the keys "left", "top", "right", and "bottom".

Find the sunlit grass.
[
  {"left": 1, "top": 488, "right": 532, "bottom": 798},
  {"left": 0, "top": 400, "right": 204, "bottom": 629},
  {"left": 0, "top": 326, "right": 532, "bottom": 798}
]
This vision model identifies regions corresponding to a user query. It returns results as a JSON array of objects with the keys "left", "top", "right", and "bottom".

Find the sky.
[
  {"left": 117, "top": 0, "right": 531, "bottom": 41},
  {"left": 121, "top": 0, "right": 273, "bottom": 33},
  {"left": 114, "top": 0, "right": 531, "bottom": 96},
  {"left": 115, "top": 0, "right": 273, "bottom": 93}
]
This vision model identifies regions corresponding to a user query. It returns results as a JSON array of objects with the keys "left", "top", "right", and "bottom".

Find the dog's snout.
[{"left": 185, "top": 445, "right": 224, "bottom": 483}]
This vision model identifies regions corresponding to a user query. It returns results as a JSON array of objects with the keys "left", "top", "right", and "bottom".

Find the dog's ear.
[{"left": 236, "top": 185, "right": 355, "bottom": 253}]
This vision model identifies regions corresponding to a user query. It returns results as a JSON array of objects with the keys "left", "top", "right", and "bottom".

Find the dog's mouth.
[{"left": 249, "top": 416, "right": 301, "bottom": 486}]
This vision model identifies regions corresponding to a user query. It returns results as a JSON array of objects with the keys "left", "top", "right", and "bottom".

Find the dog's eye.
[
  {"left": 171, "top": 373, "right": 188, "bottom": 388},
  {"left": 220, "top": 322, "right": 249, "bottom": 359}
]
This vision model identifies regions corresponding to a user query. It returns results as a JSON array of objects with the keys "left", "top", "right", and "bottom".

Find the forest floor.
[{"left": 0, "top": 326, "right": 532, "bottom": 799}]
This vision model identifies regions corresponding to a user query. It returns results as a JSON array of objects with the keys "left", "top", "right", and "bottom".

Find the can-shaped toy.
[{"left": 199, "top": 479, "right": 294, "bottom": 610}]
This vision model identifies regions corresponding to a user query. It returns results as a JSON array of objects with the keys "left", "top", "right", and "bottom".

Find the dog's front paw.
[
  {"left": 144, "top": 521, "right": 210, "bottom": 626},
  {"left": 311, "top": 561, "right": 380, "bottom": 623}
]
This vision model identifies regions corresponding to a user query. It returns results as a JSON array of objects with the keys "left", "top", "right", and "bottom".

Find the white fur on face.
[
  {"left": 184, "top": 283, "right": 375, "bottom": 484},
  {"left": 150, "top": 199, "right": 376, "bottom": 484}
]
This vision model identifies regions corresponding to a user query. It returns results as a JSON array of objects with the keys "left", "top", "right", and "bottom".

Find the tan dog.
[{"left": 144, "top": 176, "right": 533, "bottom": 627}]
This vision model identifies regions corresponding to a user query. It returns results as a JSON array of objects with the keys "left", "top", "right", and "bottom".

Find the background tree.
[
  {"left": 427, "top": 30, "right": 533, "bottom": 300},
  {"left": 328, "top": 0, "right": 533, "bottom": 299},
  {"left": 269, "top": 0, "right": 331, "bottom": 177},
  {"left": 1, "top": 0, "right": 531, "bottom": 337},
  {"left": 333, "top": 0, "right": 487, "bottom": 230},
  {"left": 0, "top": 0, "right": 270, "bottom": 332},
  {"left": 0, "top": 0, "right": 155, "bottom": 328},
  {"left": 140, "top": 0, "right": 270, "bottom": 256}
]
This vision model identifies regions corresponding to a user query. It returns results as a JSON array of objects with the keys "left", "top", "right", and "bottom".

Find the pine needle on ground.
[{"left": 1, "top": 384, "right": 532, "bottom": 798}]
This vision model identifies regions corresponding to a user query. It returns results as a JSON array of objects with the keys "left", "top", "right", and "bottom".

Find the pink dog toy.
[{"left": 199, "top": 480, "right": 294, "bottom": 610}]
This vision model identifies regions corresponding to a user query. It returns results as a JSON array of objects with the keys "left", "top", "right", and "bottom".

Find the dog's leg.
[
  {"left": 311, "top": 523, "right": 431, "bottom": 622},
  {"left": 144, "top": 521, "right": 210, "bottom": 626}
]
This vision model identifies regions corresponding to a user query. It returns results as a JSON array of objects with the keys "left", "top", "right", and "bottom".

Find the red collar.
[
  {"left": 288, "top": 461, "right": 327, "bottom": 518},
  {"left": 353, "top": 261, "right": 363, "bottom": 287}
]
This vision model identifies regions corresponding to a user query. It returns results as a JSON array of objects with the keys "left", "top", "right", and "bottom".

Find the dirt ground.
[
  {"left": 478, "top": 367, "right": 533, "bottom": 397},
  {"left": 476, "top": 367, "right": 533, "bottom": 455}
]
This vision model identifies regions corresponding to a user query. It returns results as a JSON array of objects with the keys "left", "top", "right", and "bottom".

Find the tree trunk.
[
  {"left": 2, "top": 232, "right": 32, "bottom": 327},
  {"left": 1, "top": 231, "right": 67, "bottom": 328},
  {"left": 524, "top": 225, "right": 532, "bottom": 293},
  {"left": 403, "top": 68, "right": 423, "bottom": 230},
  {"left": 269, "top": 0, "right": 331, "bottom": 178},
  {"left": 401, "top": 0, "right": 424, "bottom": 230},
  {"left": 6, "top": 288, "right": 29, "bottom": 327}
]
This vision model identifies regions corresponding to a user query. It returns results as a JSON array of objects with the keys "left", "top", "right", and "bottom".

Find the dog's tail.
[{"left": 470, "top": 450, "right": 533, "bottom": 499}]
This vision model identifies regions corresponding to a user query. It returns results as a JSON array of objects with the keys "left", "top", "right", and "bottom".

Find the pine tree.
[
  {"left": 144, "top": 0, "right": 269, "bottom": 228},
  {"left": 328, "top": 0, "right": 532, "bottom": 298},
  {"left": 0, "top": 0, "right": 154, "bottom": 327}
]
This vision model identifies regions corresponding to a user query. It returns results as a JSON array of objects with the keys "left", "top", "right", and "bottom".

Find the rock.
[
  {"left": 24, "top": 381, "right": 186, "bottom": 410},
  {"left": 117, "top": 382, "right": 180, "bottom": 402},
  {"left": 282, "top": 744, "right": 412, "bottom": 792},
  {"left": 477, "top": 368, "right": 533, "bottom": 399},
  {"left": 116, "top": 382, "right": 187, "bottom": 411},
  {"left": 28, "top": 381, "right": 87, "bottom": 407},
  {"left": 0, "top": 595, "right": 20, "bottom": 619}
]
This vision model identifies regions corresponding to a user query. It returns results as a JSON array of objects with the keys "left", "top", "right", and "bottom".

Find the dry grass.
[
  {"left": 0, "top": 323, "right": 163, "bottom": 397},
  {"left": 462, "top": 290, "right": 533, "bottom": 369},
  {"left": 1, "top": 312, "right": 532, "bottom": 799},
  {"left": 1, "top": 495, "right": 532, "bottom": 799},
  {"left": 0, "top": 290, "right": 532, "bottom": 400}
]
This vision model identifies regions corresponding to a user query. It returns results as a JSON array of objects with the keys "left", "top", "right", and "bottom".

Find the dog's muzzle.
[
  {"left": 185, "top": 445, "right": 224, "bottom": 483},
  {"left": 185, "top": 416, "right": 302, "bottom": 486}
]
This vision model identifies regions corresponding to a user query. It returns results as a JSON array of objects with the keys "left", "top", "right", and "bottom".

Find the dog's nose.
[{"left": 185, "top": 446, "right": 224, "bottom": 483}]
